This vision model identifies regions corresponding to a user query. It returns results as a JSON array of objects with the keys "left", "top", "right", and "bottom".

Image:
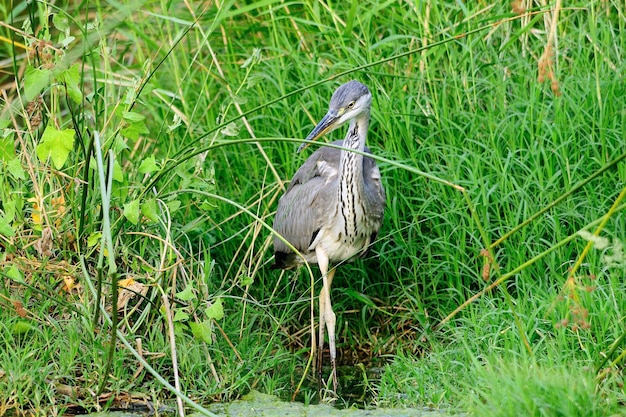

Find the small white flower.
[{"left": 577, "top": 230, "right": 610, "bottom": 250}]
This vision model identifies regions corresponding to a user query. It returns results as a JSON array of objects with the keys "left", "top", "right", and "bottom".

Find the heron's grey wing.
[
  {"left": 272, "top": 145, "right": 342, "bottom": 269},
  {"left": 362, "top": 146, "right": 386, "bottom": 221},
  {"left": 362, "top": 146, "right": 386, "bottom": 255},
  {"left": 284, "top": 142, "right": 342, "bottom": 193}
]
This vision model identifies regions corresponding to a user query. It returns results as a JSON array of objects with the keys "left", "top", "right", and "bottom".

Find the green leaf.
[
  {"left": 123, "top": 198, "right": 140, "bottom": 225},
  {"left": 175, "top": 284, "right": 195, "bottom": 301},
  {"left": 0, "top": 216, "right": 15, "bottom": 237},
  {"left": 173, "top": 309, "right": 189, "bottom": 322},
  {"left": 36, "top": 125, "right": 75, "bottom": 169},
  {"left": 199, "top": 200, "right": 217, "bottom": 211},
  {"left": 114, "top": 134, "right": 130, "bottom": 152},
  {"left": 173, "top": 322, "right": 185, "bottom": 335},
  {"left": 120, "top": 120, "right": 149, "bottom": 140},
  {"left": 12, "top": 321, "right": 37, "bottom": 335},
  {"left": 138, "top": 156, "right": 159, "bottom": 174},
  {"left": 122, "top": 111, "right": 145, "bottom": 122},
  {"left": 24, "top": 66, "right": 52, "bottom": 102},
  {"left": 52, "top": 13, "right": 70, "bottom": 31},
  {"left": 141, "top": 198, "right": 158, "bottom": 222},
  {"left": 166, "top": 199, "right": 181, "bottom": 213},
  {"left": 87, "top": 232, "right": 102, "bottom": 247},
  {"left": 8, "top": 194, "right": 23, "bottom": 216},
  {"left": 7, "top": 158, "right": 25, "bottom": 180},
  {"left": 189, "top": 320, "right": 213, "bottom": 344},
  {"left": 206, "top": 298, "right": 224, "bottom": 320},
  {"left": 3, "top": 200, "right": 16, "bottom": 221},
  {"left": 113, "top": 160, "right": 124, "bottom": 182},
  {"left": 5, "top": 265, "right": 23, "bottom": 282},
  {"left": 57, "top": 64, "right": 83, "bottom": 103},
  {"left": 0, "top": 134, "right": 15, "bottom": 161},
  {"left": 241, "top": 275, "right": 254, "bottom": 286}
]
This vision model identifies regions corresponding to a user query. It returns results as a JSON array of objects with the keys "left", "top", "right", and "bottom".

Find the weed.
[{"left": 0, "top": 0, "right": 625, "bottom": 415}]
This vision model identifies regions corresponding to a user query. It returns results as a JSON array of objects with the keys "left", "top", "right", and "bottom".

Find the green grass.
[{"left": 1, "top": 0, "right": 626, "bottom": 415}]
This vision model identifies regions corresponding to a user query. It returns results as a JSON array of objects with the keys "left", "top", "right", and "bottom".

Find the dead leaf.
[
  {"left": 61, "top": 275, "right": 81, "bottom": 294},
  {"left": 116, "top": 278, "right": 148, "bottom": 312},
  {"left": 34, "top": 226, "right": 54, "bottom": 258},
  {"left": 29, "top": 197, "right": 43, "bottom": 226}
]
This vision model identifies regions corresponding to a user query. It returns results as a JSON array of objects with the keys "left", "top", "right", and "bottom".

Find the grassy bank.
[{"left": 1, "top": 0, "right": 625, "bottom": 415}]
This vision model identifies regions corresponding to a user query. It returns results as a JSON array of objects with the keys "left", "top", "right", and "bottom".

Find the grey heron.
[{"left": 272, "top": 80, "right": 385, "bottom": 393}]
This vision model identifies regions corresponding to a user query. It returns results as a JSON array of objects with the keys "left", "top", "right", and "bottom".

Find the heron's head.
[{"left": 298, "top": 80, "right": 371, "bottom": 152}]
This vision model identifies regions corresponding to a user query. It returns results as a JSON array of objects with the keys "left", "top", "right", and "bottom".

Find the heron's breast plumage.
[
  {"left": 272, "top": 97, "right": 385, "bottom": 271},
  {"left": 310, "top": 147, "right": 384, "bottom": 264}
]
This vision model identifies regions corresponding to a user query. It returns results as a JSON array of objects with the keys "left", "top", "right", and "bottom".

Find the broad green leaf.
[
  {"left": 36, "top": 125, "right": 75, "bottom": 169},
  {"left": 166, "top": 199, "right": 181, "bottom": 212},
  {"left": 123, "top": 198, "right": 140, "bottom": 225},
  {"left": 141, "top": 198, "right": 158, "bottom": 222},
  {"left": 52, "top": 13, "right": 70, "bottom": 31},
  {"left": 7, "top": 158, "right": 25, "bottom": 180},
  {"left": 87, "top": 232, "right": 102, "bottom": 247},
  {"left": 199, "top": 200, "right": 217, "bottom": 211},
  {"left": 120, "top": 120, "right": 149, "bottom": 140},
  {"left": 114, "top": 135, "right": 130, "bottom": 152},
  {"left": 175, "top": 284, "right": 195, "bottom": 301},
  {"left": 113, "top": 160, "right": 124, "bottom": 182},
  {"left": 206, "top": 298, "right": 224, "bottom": 320},
  {"left": 12, "top": 321, "right": 37, "bottom": 335},
  {"left": 189, "top": 320, "right": 213, "bottom": 344},
  {"left": 0, "top": 134, "right": 15, "bottom": 161},
  {"left": 9, "top": 194, "right": 24, "bottom": 216},
  {"left": 241, "top": 276, "right": 254, "bottom": 286},
  {"left": 0, "top": 216, "right": 15, "bottom": 237},
  {"left": 141, "top": 82, "right": 154, "bottom": 96},
  {"left": 122, "top": 87, "right": 136, "bottom": 105},
  {"left": 122, "top": 111, "right": 145, "bottom": 122},
  {"left": 5, "top": 265, "right": 22, "bottom": 282},
  {"left": 57, "top": 64, "right": 82, "bottom": 103},
  {"left": 3, "top": 200, "right": 16, "bottom": 221},
  {"left": 173, "top": 309, "right": 189, "bottom": 322},
  {"left": 173, "top": 322, "right": 185, "bottom": 335},
  {"left": 138, "top": 156, "right": 159, "bottom": 174},
  {"left": 24, "top": 66, "right": 52, "bottom": 102}
]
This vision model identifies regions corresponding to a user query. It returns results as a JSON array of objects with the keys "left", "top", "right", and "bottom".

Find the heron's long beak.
[{"left": 297, "top": 110, "right": 341, "bottom": 153}]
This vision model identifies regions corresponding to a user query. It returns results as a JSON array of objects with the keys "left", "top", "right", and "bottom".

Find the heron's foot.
[
  {"left": 315, "top": 354, "right": 340, "bottom": 401},
  {"left": 330, "top": 358, "right": 338, "bottom": 393}
]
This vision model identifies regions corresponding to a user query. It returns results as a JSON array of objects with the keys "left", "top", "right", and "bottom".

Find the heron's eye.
[{"left": 347, "top": 101, "right": 355, "bottom": 109}]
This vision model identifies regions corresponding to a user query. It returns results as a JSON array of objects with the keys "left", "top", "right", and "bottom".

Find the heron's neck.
[
  {"left": 338, "top": 113, "right": 369, "bottom": 222},
  {"left": 342, "top": 113, "right": 369, "bottom": 153},
  {"left": 339, "top": 113, "right": 369, "bottom": 174}
]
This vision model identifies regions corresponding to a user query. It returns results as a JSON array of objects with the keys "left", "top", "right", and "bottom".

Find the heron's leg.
[
  {"left": 325, "top": 267, "right": 338, "bottom": 393},
  {"left": 317, "top": 288, "right": 325, "bottom": 377},
  {"left": 316, "top": 249, "right": 329, "bottom": 379}
]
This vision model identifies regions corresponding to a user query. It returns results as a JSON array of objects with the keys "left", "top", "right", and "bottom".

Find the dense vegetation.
[{"left": 1, "top": 1, "right": 625, "bottom": 416}]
